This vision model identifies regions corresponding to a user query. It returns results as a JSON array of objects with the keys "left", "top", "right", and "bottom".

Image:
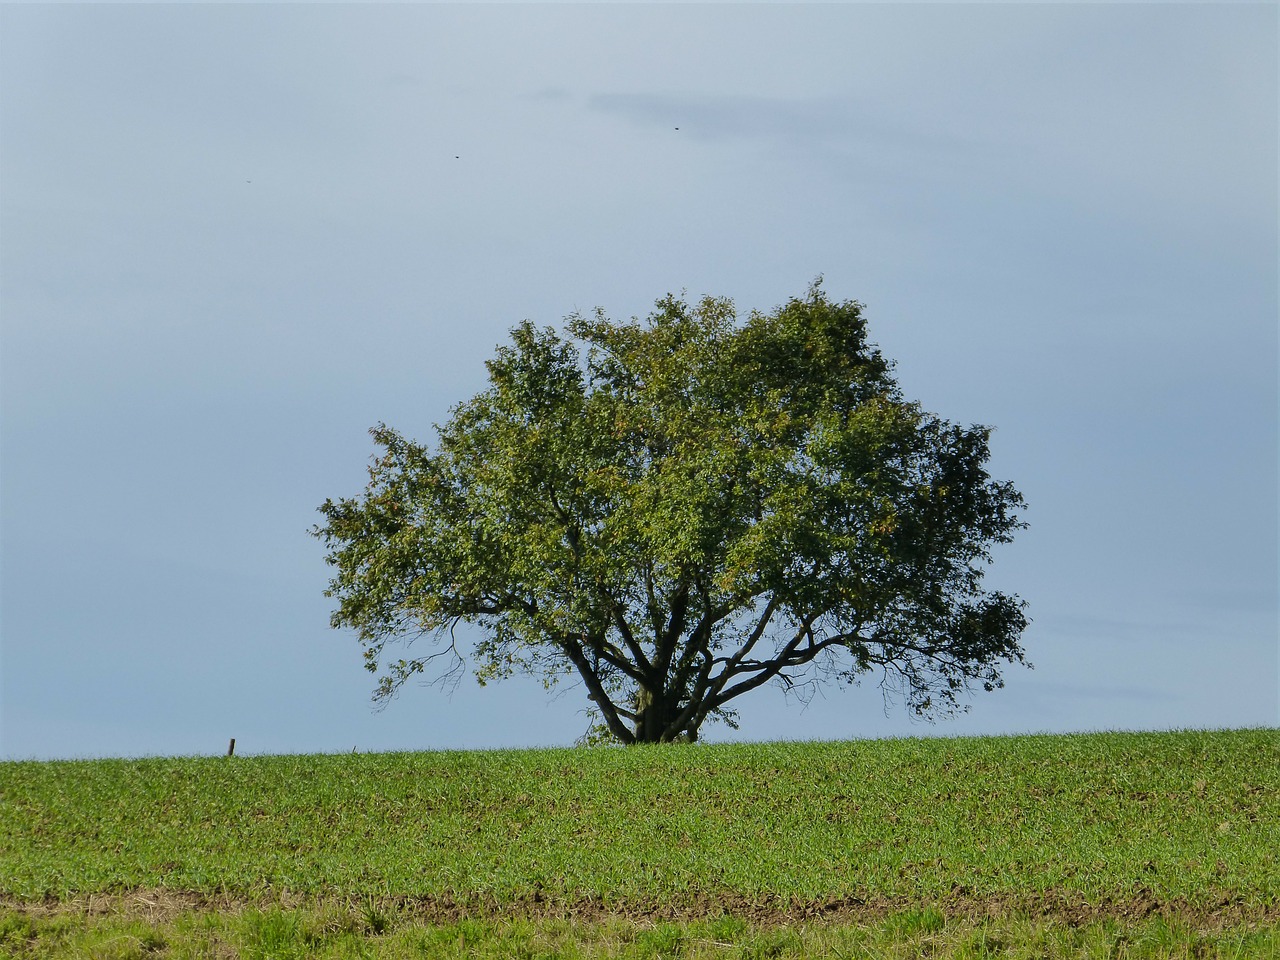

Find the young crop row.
[{"left": 1, "top": 730, "right": 1277, "bottom": 917}]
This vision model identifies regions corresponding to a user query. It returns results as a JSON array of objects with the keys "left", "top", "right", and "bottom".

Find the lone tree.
[{"left": 315, "top": 283, "right": 1028, "bottom": 743}]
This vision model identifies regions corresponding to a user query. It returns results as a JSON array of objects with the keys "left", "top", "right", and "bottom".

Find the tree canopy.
[{"left": 314, "top": 283, "right": 1029, "bottom": 743}]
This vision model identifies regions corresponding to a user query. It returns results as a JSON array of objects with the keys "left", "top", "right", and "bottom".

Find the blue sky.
[{"left": 2, "top": 3, "right": 1275, "bottom": 759}]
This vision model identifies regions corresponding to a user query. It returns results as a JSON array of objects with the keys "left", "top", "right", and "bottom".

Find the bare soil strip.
[{"left": 4, "top": 887, "right": 1276, "bottom": 931}]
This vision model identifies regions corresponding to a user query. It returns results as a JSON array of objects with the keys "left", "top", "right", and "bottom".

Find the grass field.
[{"left": 2, "top": 729, "right": 1277, "bottom": 958}]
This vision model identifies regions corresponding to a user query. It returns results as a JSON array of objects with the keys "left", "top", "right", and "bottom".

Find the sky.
[{"left": 1, "top": 3, "right": 1275, "bottom": 760}]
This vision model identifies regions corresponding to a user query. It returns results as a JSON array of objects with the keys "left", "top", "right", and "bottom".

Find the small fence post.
[{"left": 227, "top": 738, "right": 236, "bottom": 757}]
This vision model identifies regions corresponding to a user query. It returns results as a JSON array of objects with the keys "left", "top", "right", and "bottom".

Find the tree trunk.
[{"left": 633, "top": 685, "right": 699, "bottom": 743}]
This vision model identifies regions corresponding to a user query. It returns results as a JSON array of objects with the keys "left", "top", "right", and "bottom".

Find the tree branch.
[
  {"left": 563, "top": 636, "right": 635, "bottom": 744},
  {"left": 643, "top": 561, "right": 662, "bottom": 646},
  {"left": 581, "top": 635, "right": 647, "bottom": 684},
  {"left": 598, "top": 583, "right": 654, "bottom": 676},
  {"left": 656, "top": 580, "right": 690, "bottom": 678},
  {"left": 712, "top": 596, "right": 779, "bottom": 676},
  {"left": 705, "top": 620, "right": 859, "bottom": 713}
]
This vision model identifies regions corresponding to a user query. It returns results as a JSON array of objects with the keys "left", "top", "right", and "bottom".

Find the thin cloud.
[{"left": 589, "top": 92, "right": 967, "bottom": 156}]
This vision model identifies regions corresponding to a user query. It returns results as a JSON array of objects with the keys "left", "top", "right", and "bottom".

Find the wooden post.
[{"left": 227, "top": 738, "right": 236, "bottom": 757}]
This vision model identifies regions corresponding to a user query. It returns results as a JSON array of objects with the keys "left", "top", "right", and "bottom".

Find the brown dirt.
[{"left": 3, "top": 887, "right": 1276, "bottom": 931}]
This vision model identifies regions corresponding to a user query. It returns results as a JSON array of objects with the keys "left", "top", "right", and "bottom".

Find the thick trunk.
[{"left": 632, "top": 685, "right": 699, "bottom": 743}]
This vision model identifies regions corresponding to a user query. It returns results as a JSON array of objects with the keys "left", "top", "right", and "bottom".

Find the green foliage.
[{"left": 314, "top": 281, "right": 1028, "bottom": 742}]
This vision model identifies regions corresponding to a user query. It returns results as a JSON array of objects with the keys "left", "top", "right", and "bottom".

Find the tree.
[{"left": 314, "top": 282, "right": 1029, "bottom": 744}]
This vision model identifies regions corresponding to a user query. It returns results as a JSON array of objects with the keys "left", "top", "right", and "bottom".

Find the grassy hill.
[{"left": 2, "top": 729, "right": 1277, "bottom": 957}]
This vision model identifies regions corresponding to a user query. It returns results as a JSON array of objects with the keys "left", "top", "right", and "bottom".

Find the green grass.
[
  {"left": 2, "top": 729, "right": 1278, "bottom": 956},
  {"left": 4, "top": 907, "right": 1279, "bottom": 959}
]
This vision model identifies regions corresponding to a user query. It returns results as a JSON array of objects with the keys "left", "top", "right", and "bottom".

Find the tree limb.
[{"left": 563, "top": 636, "right": 635, "bottom": 744}]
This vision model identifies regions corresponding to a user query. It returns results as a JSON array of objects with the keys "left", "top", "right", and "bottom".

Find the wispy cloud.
[{"left": 589, "top": 92, "right": 968, "bottom": 157}]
